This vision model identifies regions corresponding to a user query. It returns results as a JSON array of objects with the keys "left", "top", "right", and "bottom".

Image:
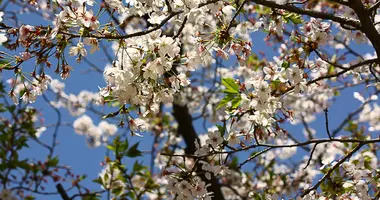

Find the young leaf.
[
  {"left": 106, "top": 145, "right": 116, "bottom": 152},
  {"left": 231, "top": 96, "right": 242, "bottom": 109},
  {"left": 222, "top": 78, "right": 239, "bottom": 94},
  {"left": 126, "top": 143, "right": 142, "bottom": 158},
  {"left": 216, "top": 124, "right": 225, "bottom": 137},
  {"left": 216, "top": 94, "right": 235, "bottom": 110}
]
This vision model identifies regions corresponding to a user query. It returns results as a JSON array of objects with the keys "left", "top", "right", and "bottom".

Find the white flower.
[
  {"left": 35, "top": 126, "right": 47, "bottom": 138},
  {"left": 83, "top": 38, "right": 99, "bottom": 53},
  {"left": 174, "top": 180, "right": 192, "bottom": 196},
  {"left": 158, "top": 36, "right": 180, "bottom": 58},
  {"left": 73, "top": 115, "right": 94, "bottom": 135},
  {"left": 69, "top": 42, "right": 87, "bottom": 57},
  {"left": 235, "top": 21, "right": 262, "bottom": 35},
  {"left": 206, "top": 130, "right": 223, "bottom": 148},
  {"left": 275, "top": 0, "right": 288, "bottom": 4},
  {"left": 0, "top": 189, "right": 17, "bottom": 200},
  {"left": 263, "top": 64, "right": 282, "bottom": 81},
  {"left": 143, "top": 58, "right": 166, "bottom": 80},
  {"left": 105, "top": 0, "right": 126, "bottom": 12},
  {"left": 72, "top": 0, "right": 95, "bottom": 6},
  {"left": 116, "top": 86, "right": 137, "bottom": 104},
  {"left": 20, "top": 91, "right": 37, "bottom": 103},
  {"left": 194, "top": 140, "right": 210, "bottom": 156},
  {"left": 148, "top": 12, "right": 166, "bottom": 24},
  {"left": 98, "top": 121, "right": 118, "bottom": 136},
  {"left": 227, "top": 132, "right": 240, "bottom": 146},
  {"left": 0, "top": 31, "right": 7, "bottom": 45},
  {"left": 191, "top": 181, "right": 209, "bottom": 197},
  {"left": 222, "top": 5, "right": 236, "bottom": 20},
  {"left": 129, "top": 118, "right": 148, "bottom": 133},
  {"left": 286, "top": 65, "right": 303, "bottom": 84},
  {"left": 269, "top": 16, "right": 283, "bottom": 36},
  {"left": 86, "top": 126, "right": 103, "bottom": 148},
  {"left": 0, "top": 11, "right": 4, "bottom": 22},
  {"left": 50, "top": 79, "right": 65, "bottom": 93},
  {"left": 154, "top": 88, "right": 174, "bottom": 104}
]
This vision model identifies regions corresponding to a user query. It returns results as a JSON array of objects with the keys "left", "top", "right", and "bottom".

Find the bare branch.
[
  {"left": 250, "top": 0, "right": 360, "bottom": 29},
  {"left": 56, "top": 184, "right": 70, "bottom": 200},
  {"left": 324, "top": 108, "right": 333, "bottom": 139}
]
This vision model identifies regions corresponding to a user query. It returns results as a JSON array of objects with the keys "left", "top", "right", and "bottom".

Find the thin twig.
[
  {"left": 237, "top": 147, "right": 271, "bottom": 169},
  {"left": 324, "top": 108, "right": 333, "bottom": 139},
  {"left": 303, "top": 143, "right": 317, "bottom": 169}
]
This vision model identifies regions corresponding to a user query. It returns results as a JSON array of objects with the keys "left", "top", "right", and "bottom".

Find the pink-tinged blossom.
[
  {"left": 77, "top": 9, "right": 99, "bottom": 30},
  {"left": 19, "top": 25, "right": 35, "bottom": 42},
  {"left": 214, "top": 47, "right": 229, "bottom": 60},
  {"left": 19, "top": 52, "right": 31, "bottom": 61}
]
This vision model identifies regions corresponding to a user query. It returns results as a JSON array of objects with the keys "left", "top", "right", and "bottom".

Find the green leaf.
[
  {"left": 127, "top": 191, "right": 135, "bottom": 199},
  {"left": 231, "top": 96, "right": 241, "bottom": 109},
  {"left": 24, "top": 196, "right": 35, "bottom": 200},
  {"left": 82, "top": 194, "right": 100, "bottom": 200},
  {"left": 133, "top": 161, "right": 146, "bottom": 172},
  {"left": 145, "top": 178, "right": 159, "bottom": 190},
  {"left": 80, "top": 175, "right": 87, "bottom": 181},
  {"left": 281, "top": 61, "right": 290, "bottom": 69},
  {"left": 328, "top": 65, "right": 335, "bottom": 75},
  {"left": 93, "top": 177, "right": 103, "bottom": 185},
  {"left": 221, "top": 78, "right": 239, "bottom": 94},
  {"left": 7, "top": 105, "right": 16, "bottom": 113},
  {"left": 112, "top": 187, "right": 124, "bottom": 196},
  {"left": 119, "top": 138, "right": 129, "bottom": 152},
  {"left": 18, "top": 159, "right": 30, "bottom": 170},
  {"left": 47, "top": 157, "right": 59, "bottom": 167},
  {"left": 102, "top": 111, "right": 119, "bottom": 119},
  {"left": 230, "top": 157, "right": 239, "bottom": 169},
  {"left": 0, "top": 59, "right": 9, "bottom": 66},
  {"left": 216, "top": 124, "right": 225, "bottom": 137},
  {"left": 106, "top": 145, "right": 116, "bottom": 152},
  {"left": 126, "top": 143, "right": 142, "bottom": 158},
  {"left": 216, "top": 94, "right": 235, "bottom": 110},
  {"left": 283, "top": 12, "right": 303, "bottom": 24}
]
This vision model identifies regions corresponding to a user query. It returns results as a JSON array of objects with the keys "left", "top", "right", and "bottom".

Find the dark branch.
[{"left": 56, "top": 184, "right": 70, "bottom": 200}]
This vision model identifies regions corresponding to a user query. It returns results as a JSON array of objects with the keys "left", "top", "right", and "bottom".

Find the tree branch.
[
  {"left": 250, "top": 0, "right": 360, "bottom": 29},
  {"left": 56, "top": 184, "right": 70, "bottom": 200}
]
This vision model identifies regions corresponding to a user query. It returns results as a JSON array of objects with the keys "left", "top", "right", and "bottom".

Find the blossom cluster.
[{"left": 73, "top": 115, "right": 118, "bottom": 147}]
